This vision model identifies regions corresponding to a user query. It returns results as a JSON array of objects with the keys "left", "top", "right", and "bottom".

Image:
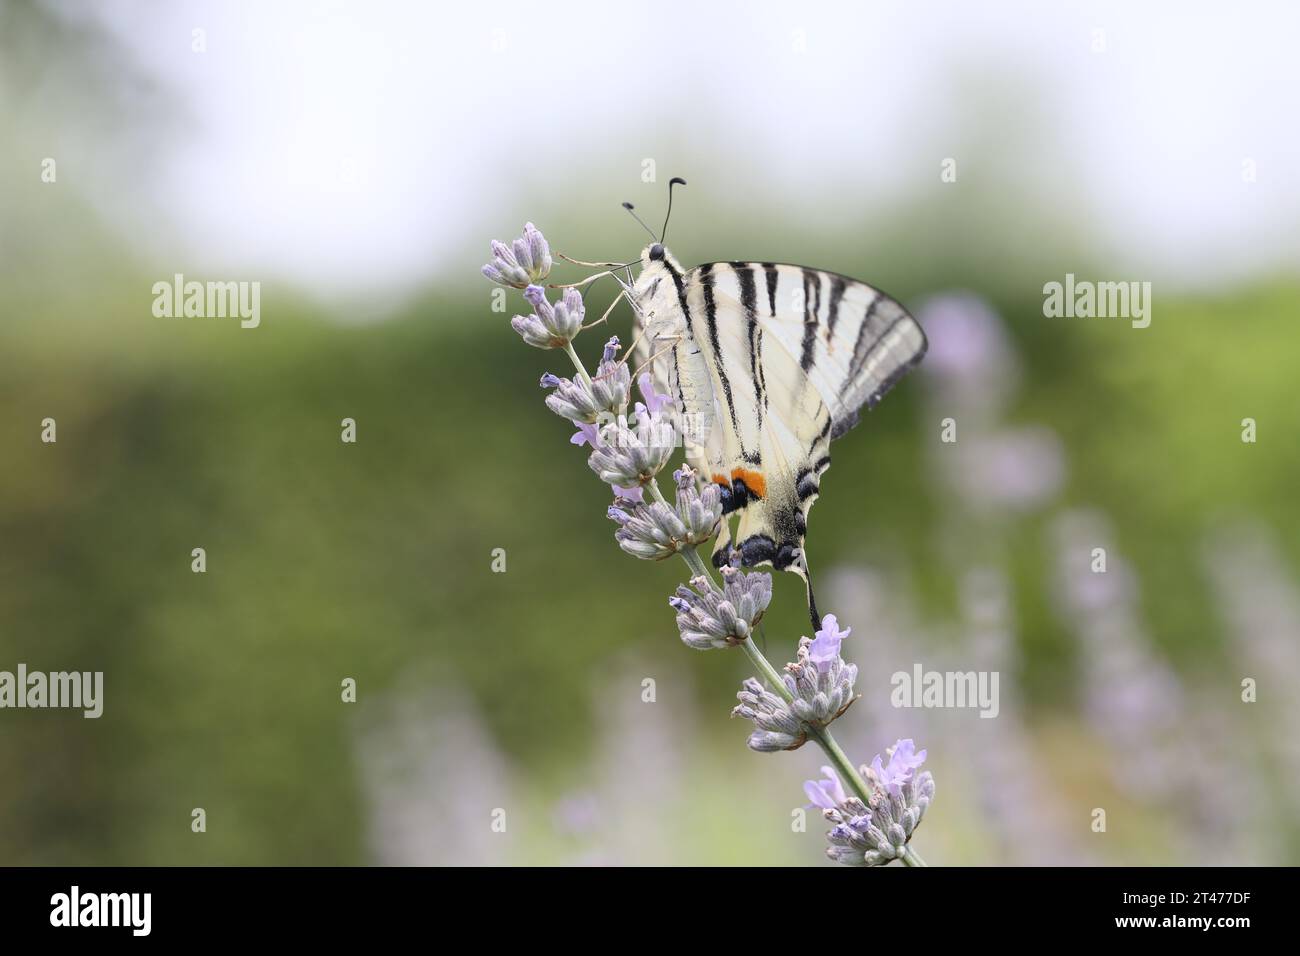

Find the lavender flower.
[
  {"left": 807, "top": 613, "right": 851, "bottom": 672},
  {"left": 811, "top": 741, "right": 935, "bottom": 866},
  {"left": 541, "top": 338, "right": 631, "bottom": 423},
  {"left": 607, "top": 468, "right": 722, "bottom": 560},
  {"left": 804, "top": 766, "right": 849, "bottom": 809},
  {"left": 868, "top": 738, "right": 928, "bottom": 796},
  {"left": 670, "top": 566, "right": 773, "bottom": 650},
  {"left": 482, "top": 222, "right": 552, "bottom": 288},
  {"left": 511, "top": 285, "right": 584, "bottom": 349},
  {"left": 784, "top": 629, "right": 858, "bottom": 726},
  {"left": 586, "top": 411, "right": 676, "bottom": 489},
  {"left": 637, "top": 372, "right": 675, "bottom": 416},
  {"left": 733, "top": 678, "right": 806, "bottom": 751},
  {"left": 732, "top": 614, "right": 858, "bottom": 751},
  {"left": 564, "top": 420, "right": 644, "bottom": 501}
]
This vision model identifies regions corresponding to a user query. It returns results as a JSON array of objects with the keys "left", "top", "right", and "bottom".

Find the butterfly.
[{"left": 624, "top": 180, "right": 927, "bottom": 626}]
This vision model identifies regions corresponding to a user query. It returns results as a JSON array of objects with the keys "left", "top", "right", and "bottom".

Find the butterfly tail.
[
  {"left": 784, "top": 548, "right": 821, "bottom": 632},
  {"left": 803, "top": 561, "right": 821, "bottom": 632}
]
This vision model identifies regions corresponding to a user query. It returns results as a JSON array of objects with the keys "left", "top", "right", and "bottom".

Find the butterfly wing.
[
  {"left": 630, "top": 276, "right": 725, "bottom": 481},
  {"left": 680, "top": 261, "right": 926, "bottom": 573},
  {"left": 748, "top": 263, "right": 928, "bottom": 437}
]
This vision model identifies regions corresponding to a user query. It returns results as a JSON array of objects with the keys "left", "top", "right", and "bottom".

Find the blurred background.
[{"left": 2, "top": 0, "right": 1298, "bottom": 865}]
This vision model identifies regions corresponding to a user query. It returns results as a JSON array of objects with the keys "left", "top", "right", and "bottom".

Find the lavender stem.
[
  {"left": 901, "top": 846, "right": 929, "bottom": 867},
  {"left": 562, "top": 341, "right": 593, "bottom": 388}
]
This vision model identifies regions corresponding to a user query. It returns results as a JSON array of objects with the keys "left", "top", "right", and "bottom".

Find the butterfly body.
[{"left": 631, "top": 242, "right": 926, "bottom": 615}]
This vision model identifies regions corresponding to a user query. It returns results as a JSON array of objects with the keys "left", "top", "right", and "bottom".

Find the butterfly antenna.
[
  {"left": 660, "top": 176, "right": 687, "bottom": 242},
  {"left": 621, "top": 202, "right": 657, "bottom": 241}
]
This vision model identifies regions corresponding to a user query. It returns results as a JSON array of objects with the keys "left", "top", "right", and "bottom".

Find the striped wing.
[{"left": 681, "top": 261, "right": 926, "bottom": 573}]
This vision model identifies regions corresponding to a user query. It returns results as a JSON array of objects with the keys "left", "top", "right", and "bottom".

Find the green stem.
[
  {"left": 669, "top": 506, "right": 723, "bottom": 589},
  {"left": 739, "top": 635, "right": 795, "bottom": 704},
  {"left": 680, "top": 545, "right": 717, "bottom": 584},
  {"left": 563, "top": 341, "right": 592, "bottom": 388},
  {"left": 647, "top": 479, "right": 670, "bottom": 508},
  {"left": 901, "top": 846, "right": 928, "bottom": 867},
  {"left": 807, "top": 725, "right": 873, "bottom": 805}
]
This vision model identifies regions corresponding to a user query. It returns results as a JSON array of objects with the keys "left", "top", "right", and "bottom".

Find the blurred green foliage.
[{"left": 2, "top": 241, "right": 1297, "bottom": 862}]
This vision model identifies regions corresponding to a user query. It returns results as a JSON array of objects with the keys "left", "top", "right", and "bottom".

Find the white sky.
[{"left": 68, "top": 0, "right": 1300, "bottom": 300}]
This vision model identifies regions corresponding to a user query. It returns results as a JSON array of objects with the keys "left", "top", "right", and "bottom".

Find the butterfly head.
[{"left": 639, "top": 242, "right": 683, "bottom": 274}]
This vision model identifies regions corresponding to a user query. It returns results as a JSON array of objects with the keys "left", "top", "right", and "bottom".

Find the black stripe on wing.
[
  {"left": 698, "top": 262, "right": 741, "bottom": 444},
  {"left": 733, "top": 262, "right": 765, "bottom": 440},
  {"left": 826, "top": 275, "right": 847, "bottom": 338},
  {"left": 847, "top": 296, "right": 928, "bottom": 412},
  {"left": 762, "top": 262, "right": 778, "bottom": 318},
  {"left": 799, "top": 268, "right": 821, "bottom": 372}
]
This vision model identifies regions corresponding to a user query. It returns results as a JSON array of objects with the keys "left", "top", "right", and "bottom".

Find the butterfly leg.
[
  {"left": 630, "top": 334, "right": 680, "bottom": 381},
  {"left": 582, "top": 289, "right": 626, "bottom": 330},
  {"left": 557, "top": 253, "right": 630, "bottom": 268},
  {"left": 547, "top": 269, "right": 625, "bottom": 291}
]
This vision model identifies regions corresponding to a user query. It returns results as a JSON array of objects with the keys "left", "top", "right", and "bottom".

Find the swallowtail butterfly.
[{"left": 623, "top": 180, "right": 927, "bottom": 624}]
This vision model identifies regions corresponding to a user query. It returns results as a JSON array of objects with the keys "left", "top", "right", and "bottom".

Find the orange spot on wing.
[{"left": 731, "top": 467, "right": 766, "bottom": 499}]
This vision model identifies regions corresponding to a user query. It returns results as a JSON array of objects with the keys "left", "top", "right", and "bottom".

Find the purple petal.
[
  {"left": 872, "top": 738, "right": 928, "bottom": 796},
  {"left": 816, "top": 613, "right": 852, "bottom": 643},
  {"left": 802, "top": 766, "right": 847, "bottom": 809},
  {"left": 637, "top": 372, "right": 673, "bottom": 415},
  {"left": 602, "top": 336, "right": 621, "bottom": 363},
  {"left": 571, "top": 422, "right": 601, "bottom": 447},
  {"left": 613, "top": 483, "right": 643, "bottom": 503},
  {"left": 807, "top": 613, "right": 851, "bottom": 671},
  {"left": 803, "top": 781, "right": 834, "bottom": 810}
]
